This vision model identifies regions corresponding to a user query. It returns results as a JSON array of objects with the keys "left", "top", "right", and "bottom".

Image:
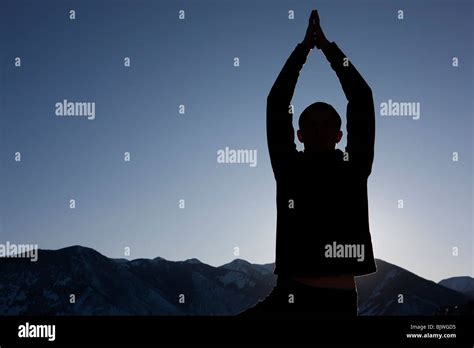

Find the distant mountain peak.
[
  {"left": 48, "top": 245, "right": 105, "bottom": 260},
  {"left": 439, "top": 276, "right": 474, "bottom": 296},
  {"left": 355, "top": 259, "right": 470, "bottom": 315},
  {"left": 57, "top": 245, "right": 95, "bottom": 253},
  {"left": 184, "top": 258, "right": 202, "bottom": 264},
  {"left": 220, "top": 259, "right": 252, "bottom": 270},
  {"left": 220, "top": 259, "right": 274, "bottom": 277}
]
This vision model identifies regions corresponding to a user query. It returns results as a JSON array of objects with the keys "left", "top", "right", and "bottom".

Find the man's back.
[{"left": 273, "top": 147, "right": 376, "bottom": 277}]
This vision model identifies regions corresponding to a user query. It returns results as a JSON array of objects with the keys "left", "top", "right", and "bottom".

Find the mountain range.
[{"left": 0, "top": 245, "right": 471, "bottom": 316}]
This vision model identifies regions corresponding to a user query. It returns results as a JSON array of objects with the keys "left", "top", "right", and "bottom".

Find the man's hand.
[
  {"left": 302, "top": 10, "right": 330, "bottom": 51},
  {"left": 313, "top": 10, "right": 330, "bottom": 50},
  {"left": 302, "top": 10, "right": 318, "bottom": 50}
]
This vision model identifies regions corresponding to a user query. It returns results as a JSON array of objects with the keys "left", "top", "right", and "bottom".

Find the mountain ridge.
[{"left": 0, "top": 245, "right": 470, "bottom": 316}]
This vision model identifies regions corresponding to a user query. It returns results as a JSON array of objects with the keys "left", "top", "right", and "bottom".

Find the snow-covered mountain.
[
  {"left": 0, "top": 246, "right": 276, "bottom": 315},
  {"left": 0, "top": 246, "right": 469, "bottom": 315},
  {"left": 355, "top": 259, "right": 470, "bottom": 315}
]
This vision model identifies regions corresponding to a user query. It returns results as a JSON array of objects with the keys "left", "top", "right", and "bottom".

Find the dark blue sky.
[{"left": 0, "top": 0, "right": 472, "bottom": 281}]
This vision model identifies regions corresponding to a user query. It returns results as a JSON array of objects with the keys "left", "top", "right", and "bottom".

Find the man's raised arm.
[
  {"left": 267, "top": 11, "right": 317, "bottom": 178},
  {"left": 315, "top": 11, "right": 375, "bottom": 177}
]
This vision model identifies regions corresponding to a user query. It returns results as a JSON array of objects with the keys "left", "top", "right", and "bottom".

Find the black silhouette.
[{"left": 239, "top": 10, "right": 377, "bottom": 317}]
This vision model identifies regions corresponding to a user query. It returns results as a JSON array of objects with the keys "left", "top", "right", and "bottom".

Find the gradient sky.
[{"left": 0, "top": 0, "right": 472, "bottom": 282}]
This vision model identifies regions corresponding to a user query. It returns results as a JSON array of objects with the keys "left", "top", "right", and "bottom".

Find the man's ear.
[
  {"left": 336, "top": 130, "right": 343, "bottom": 144},
  {"left": 297, "top": 129, "right": 304, "bottom": 143}
]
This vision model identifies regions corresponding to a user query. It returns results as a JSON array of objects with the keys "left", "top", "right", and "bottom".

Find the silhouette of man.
[{"left": 239, "top": 10, "right": 376, "bottom": 317}]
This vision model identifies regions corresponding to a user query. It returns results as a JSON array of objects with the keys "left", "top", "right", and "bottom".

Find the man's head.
[{"left": 297, "top": 102, "right": 343, "bottom": 152}]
